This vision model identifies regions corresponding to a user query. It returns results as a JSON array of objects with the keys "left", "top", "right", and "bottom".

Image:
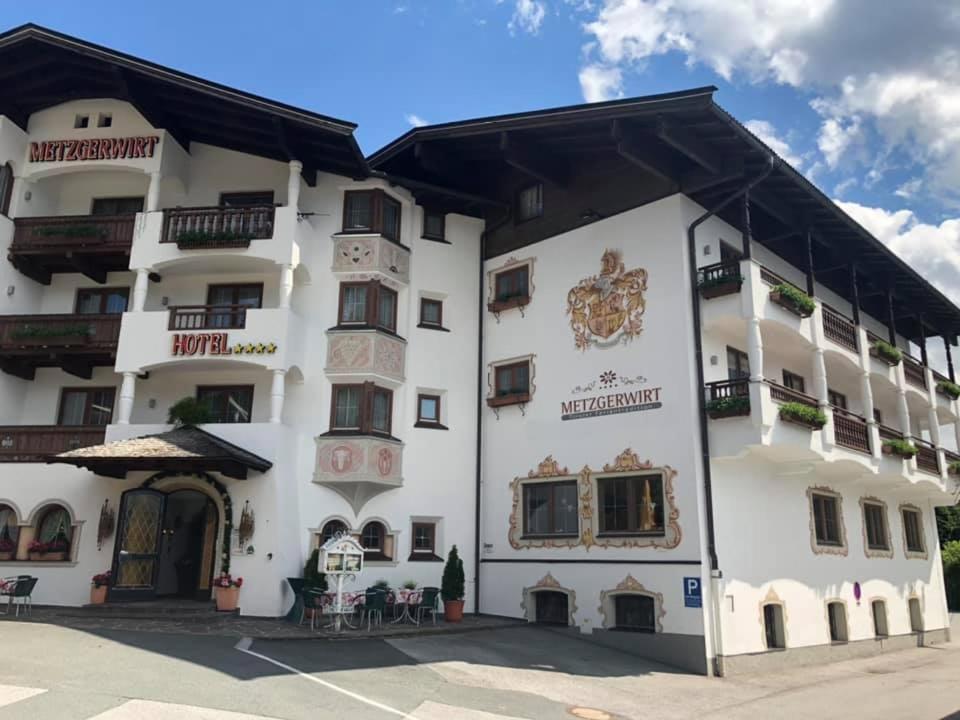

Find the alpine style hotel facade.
[{"left": 0, "top": 24, "right": 957, "bottom": 675}]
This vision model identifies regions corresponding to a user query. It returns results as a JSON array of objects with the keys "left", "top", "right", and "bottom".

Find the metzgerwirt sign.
[
  {"left": 28, "top": 136, "right": 160, "bottom": 163},
  {"left": 561, "top": 370, "right": 662, "bottom": 421}
]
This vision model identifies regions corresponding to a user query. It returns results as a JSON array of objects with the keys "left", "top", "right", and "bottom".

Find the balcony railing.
[
  {"left": 878, "top": 424, "right": 904, "bottom": 442},
  {"left": 161, "top": 206, "right": 276, "bottom": 248},
  {"left": 766, "top": 381, "right": 819, "bottom": 408},
  {"left": 0, "top": 314, "right": 121, "bottom": 349},
  {"left": 706, "top": 377, "right": 750, "bottom": 401},
  {"left": 945, "top": 449, "right": 960, "bottom": 474},
  {"left": 822, "top": 305, "right": 858, "bottom": 352},
  {"left": 168, "top": 305, "right": 249, "bottom": 330},
  {"left": 697, "top": 261, "right": 742, "bottom": 299},
  {"left": 914, "top": 437, "right": 940, "bottom": 475},
  {"left": 0, "top": 425, "right": 106, "bottom": 462},
  {"left": 903, "top": 354, "right": 928, "bottom": 390},
  {"left": 11, "top": 215, "right": 135, "bottom": 252},
  {"left": 832, "top": 407, "right": 870, "bottom": 454}
]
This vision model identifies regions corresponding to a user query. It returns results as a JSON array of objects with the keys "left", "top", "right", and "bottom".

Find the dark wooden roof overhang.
[
  {"left": 49, "top": 425, "right": 272, "bottom": 480},
  {"left": 0, "top": 24, "right": 369, "bottom": 183},
  {"left": 369, "top": 88, "right": 960, "bottom": 344}
]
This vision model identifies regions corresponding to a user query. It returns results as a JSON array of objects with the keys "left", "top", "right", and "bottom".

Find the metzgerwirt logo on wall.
[
  {"left": 560, "top": 370, "right": 662, "bottom": 421},
  {"left": 566, "top": 249, "right": 648, "bottom": 350}
]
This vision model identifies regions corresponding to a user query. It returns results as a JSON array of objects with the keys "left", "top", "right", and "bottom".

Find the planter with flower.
[
  {"left": 0, "top": 536, "right": 16, "bottom": 561},
  {"left": 937, "top": 380, "right": 960, "bottom": 401},
  {"left": 214, "top": 573, "right": 243, "bottom": 611},
  {"left": 28, "top": 537, "right": 70, "bottom": 562},
  {"left": 882, "top": 438, "right": 918, "bottom": 459},
  {"left": 870, "top": 339, "right": 902, "bottom": 367},
  {"left": 769, "top": 283, "right": 815, "bottom": 318},
  {"left": 441, "top": 545, "right": 466, "bottom": 623},
  {"left": 90, "top": 570, "right": 111, "bottom": 604}
]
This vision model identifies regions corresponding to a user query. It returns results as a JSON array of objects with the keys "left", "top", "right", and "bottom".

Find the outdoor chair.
[
  {"left": 413, "top": 587, "right": 440, "bottom": 626},
  {"left": 0, "top": 576, "right": 37, "bottom": 617},
  {"left": 361, "top": 588, "right": 387, "bottom": 631},
  {"left": 300, "top": 588, "right": 326, "bottom": 631},
  {"left": 285, "top": 577, "right": 305, "bottom": 622}
]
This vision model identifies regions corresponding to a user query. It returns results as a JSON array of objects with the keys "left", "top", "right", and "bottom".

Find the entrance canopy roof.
[{"left": 50, "top": 425, "right": 272, "bottom": 480}]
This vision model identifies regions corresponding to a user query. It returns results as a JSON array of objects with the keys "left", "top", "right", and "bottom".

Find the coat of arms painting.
[{"left": 566, "top": 249, "right": 648, "bottom": 350}]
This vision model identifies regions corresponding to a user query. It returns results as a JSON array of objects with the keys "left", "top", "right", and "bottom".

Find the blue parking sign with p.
[{"left": 683, "top": 577, "right": 702, "bottom": 608}]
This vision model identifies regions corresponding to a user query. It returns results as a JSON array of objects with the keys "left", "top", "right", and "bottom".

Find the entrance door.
[
  {"left": 156, "top": 491, "right": 218, "bottom": 600},
  {"left": 534, "top": 591, "right": 569, "bottom": 626},
  {"left": 110, "top": 489, "right": 166, "bottom": 601}
]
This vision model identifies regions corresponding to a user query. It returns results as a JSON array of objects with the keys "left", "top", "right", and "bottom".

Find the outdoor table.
[
  {"left": 320, "top": 591, "right": 363, "bottom": 630},
  {"left": 389, "top": 589, "right": 422, "bottom": 625}
]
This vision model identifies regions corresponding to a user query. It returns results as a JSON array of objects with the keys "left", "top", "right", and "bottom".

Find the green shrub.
[
  {"left": 949, "top": 461, "right": 960, "bottom": 476},
  {"left": 937, "top": 380, "right": 960, "bottom": 399},
  {"left": 698, "top": 272, "right": 742, "bottom": 289},
  {"left": 166, "top": 397, "right": 214, "bottom": 426},
  {"left": 771, "top": 283, "right": 815, "bottom": 315},
  {"left": 705, "top": 396, "right": 750, "bottom": 415},
  {"left": 871, "top": 339, "right": 902, "bottom": 364},
  {"left": 35, "top": 224, "right": 105, "bottom": 238},
  {"left": 11, "top": 323, "right": 91, "bottom": 339},
  {"left": 882, "top": 438, "right": 918, "bottom": 457},
  {"left": 374, "top": 578, "right": 390, "bottom": 590},
  {"left": 303, "top": 548, "right": 327, "bottom": 592},
  {"left": 778, "top": 401, "right": 827, "bottom": 428},
  {"left": 943, "top": 540, "right": 960, "bottom": 610},
  {"left": 176, "top": 230, "right": 254, "bottom": 248},
  {"left": 441, "top": 545, "right": 465, "bottom": 601}
]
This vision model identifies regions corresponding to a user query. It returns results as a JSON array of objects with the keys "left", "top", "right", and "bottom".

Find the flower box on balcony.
[
  {"left": 11, "top": 323, "right": 92, "bottom": 346},
  {"left": 28, "top": 539, "right": 69, "bottom": 562},
  {"left": 705, "top": 396, "right": 750, "bottom": 419},
  {"left": 487, "top": 392, "right": 531, "bottom": 408},
  {"left": 881, "top": 439, "right": 917, "bottom": 458},
  {"left": 487, "top": 295, "right": 531, "bottom": 314},
  {"left": 778, "top": 402, "right": 827, "bottom": 430},
  {"left": 870, "top": 340, "right": 902, "bottom": 366},
  {"left": 699, "top": 277, "right": 743, "bottom": 299},
  {"left": 769, "top": 284, "right": 815, "bottom": 318},
  {"left": 937, "top": 380, "right": 960, "bottom": 400},
  {"left": 175, "top": 230, "right": 254, "bottom": 250},
  {"left": 948, "top": 461, "right": 960, "bottom": 476}
]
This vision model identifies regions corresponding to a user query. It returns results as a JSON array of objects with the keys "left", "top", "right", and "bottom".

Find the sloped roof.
[{"left": 51, "top": 425, "right": 272, "bottom": 480}]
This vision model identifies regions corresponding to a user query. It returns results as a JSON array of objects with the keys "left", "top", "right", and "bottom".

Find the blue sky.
[{"left": 5, "top": 1, "right": 959, "bottom": 305}]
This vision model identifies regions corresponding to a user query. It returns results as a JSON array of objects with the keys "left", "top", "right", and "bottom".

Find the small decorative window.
[
  {"left": 423, "top": 210, "right": 446, "bottom": 241},
  {"left": 491, "top": 361, "right": 530, "bottom": 406},
  {"left": 34, "top": 504, "right": 73, "bottom": 559},
  {"left": 863, "top": 502, "right": 889, "bottom": 551},
  {"left": 342, "top": 189, "right": 402, "bottom": 243},
  {"left": 97, "top": 113, "right": 113, "bottom": 128},
  {"left": 493, "top": 266, "right": 529, "bottom": 306},
  {"left": 74, "top": 114, "right": 90, "bottom": 129},
  {"left": 811, "top": 492, "right": 843, "bottom": 547},
  {"left": 320, "top": 519, "right": 348, "bottom": 544},
  {"left": 908, "top": 597, "right": 923, "bottom": 632},
  {"left": 410, "top": 521, "right": 438, "bottom": 559},
  {"left": 196, "top": 386, "right": 254, "bottom": 424},
  {"left": 902, "top": 508, "right": 925, "bottom": 555},
  {"left": 0, "top": 504, "right": 19, "bottom": 551},
  {"left": 516, "top": 183, "right": 543, "bottom": 222},
  {"left": 726, "top": 346, "right": 750, "bottom": 380},
  {"left": 419, "top": 298, "right": 443, "bottom": 329},
  {"left": 782, "top": 370, "right": 805, "bottom": 393},
  {"left": 615, "top": 595, "right": 656, "bottom": 633},
  {"left": 522, "top": 481, "right": 579, "bottom": 537},
  {"left": 58, "top": 388, "right": 116, "bottom": 426},
  {"left": 330, "top": 383, "right": 393, "bottom": 436},
  {"left": 872, "top": 599, "right": 888, "bottom": 637},
  {"left": 598, "top": 474, "right": 665, "bottom": 536},
  {"left": 763, "top": 604, "right": 786, "bottom": 649},
  {"left": 361, "top": 521, "right": 390, "bottom": 561},
  {"left": 828, "top": 389, "right": 847, "bottom": 410},
  {"left": 416, "top": 394, "right": 445, "bottom": 429},
  {"left": 338, "top": 281, "right": 397, "bottom": 333},
  {"left": 827, "top": 601, "right": 847, "bottom": 642},
  {"left": 76, "top": 287, "right": 129, "bottom": 315}
]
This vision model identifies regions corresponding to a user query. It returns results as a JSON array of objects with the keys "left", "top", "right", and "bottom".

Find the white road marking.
[
  {"left": 88, "top": 699, "right": 285, "bottom": 719},
  {"left": 407, "top": 701, "right": 528, "bottom": 720},
  {"left": 0, "top": 684, "right": 46, "bottom": 708},
  {"left": 234, "top": 637, "right": 417, "bottom": 719}
]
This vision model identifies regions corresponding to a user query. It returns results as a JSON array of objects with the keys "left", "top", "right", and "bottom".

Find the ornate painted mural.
[
  {"left": 326, "top": 330, "right": 406, "bottom": 382},
  {"left": 332, "top": 235, "right": 410, "bottom": 285},
  {"left": 314, "top": 436, "right": 404, "bottom": 512},
  {"left": 566, "top": 249, "right": 648, "bottom": 350}
]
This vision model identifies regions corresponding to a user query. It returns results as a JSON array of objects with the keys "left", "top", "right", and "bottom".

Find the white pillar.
[
  {"left": 132, "top": 269, "right": 150, "bottom": 312},
  {"left": 146, "top": 171, "right": 162, "bottom": 212},
  {"left": 269, "top": 369, "right": 286, "bottom": 424},
  {"left": 860, "top": 371, "right": 881, "bottom": 458},
  {"left": 279, "top": 264, "right": 294, "bottom": 309},
  {"left": 118, "top": 372, "right": 137, "bottom": 425},
  {"left": 747, "top": 317, "right": 763, "bottom": 382},
  {"left": 287, "top": 161, "right": 303, "bottom": 210},
  {"left": 812, "top": 348, "right": 828, "bottom": 405}
]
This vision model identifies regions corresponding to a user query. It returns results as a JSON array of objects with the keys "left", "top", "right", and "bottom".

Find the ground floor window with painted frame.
[
  {"left": 902, "top": 508, "right": 925, "bottom": 554},
  {"left": 872, "top": 600, "right": 889, "bottom": 637},
  {"left": 827, "top": 601, "right": 848, "bottom": 642},
  {"left": 863, "top": 502, "right": 889, "bottom": 551},
  {"left": 763, "top": 603, "right": 786, "bottom": 649},
  {"left": 613, "top": 594, "right": 656, "bottom": 633},
  {"left": 811, "top": 492, "right": 843, "bottom": 547},
  {"left": 598, "top": 473, "right": 665, "bottom": 536},
  {"left": 522, "top": 481, "right": 578, "bottom": 538}
]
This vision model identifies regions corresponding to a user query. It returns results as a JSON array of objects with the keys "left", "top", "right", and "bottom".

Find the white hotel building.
[{"left": 0, "top": 24, "right": 957, "bottom": 675}]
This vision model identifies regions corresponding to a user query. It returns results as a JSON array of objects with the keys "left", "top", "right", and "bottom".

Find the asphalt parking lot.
[{"left": 0, "top": 621, "right": 958, "bottom": 719}]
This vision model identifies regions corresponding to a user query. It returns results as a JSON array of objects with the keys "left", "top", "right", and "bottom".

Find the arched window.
[
  {"left": 36, "top": 504, "right": 72, "bottom": 546},
  {"left": 614, "top": 595, "right": 656, "bottom": 633},
  {"left": 320, "top": 519, "right": 347, "bottom": 544},
  {"left": 361, "top": 521, "right": 389, "bottom": 560},
  {"left": 0, "top": 504, "right": 19, "bottom": 553}
]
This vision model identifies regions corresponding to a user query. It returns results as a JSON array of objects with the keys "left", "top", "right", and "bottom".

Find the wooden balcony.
[
  {"left": 822, "top": 305, "right": 858, "bottom": 352},
  {"left": 914, "top": 437, "right": 940, "bottom": 475},
  {"left": 697, "top": 261, "right": 742, "bottom": 299},
  {"left": 832, "top": 407, "right": 870, "bottom": 454},
  {"left": 9, "top": 215, "right": 135, "bottom": 284},
  {"left": 766, "top": 381, "right": 818, "bottom": 408},
  {"left": 168, "top": 305, "right": 249, "bottom": 330},
  {"left": 0, "top": 425, "right": 106, "bottom": 462},
  {"left": 0, "top": 314, "right": 121, "bottom": 380},
  {"left": 903, "top": 354, "right": 928, "bottom": 390},
  {"left": 161, "top": 206, "right": 276, "bottom": 249}
]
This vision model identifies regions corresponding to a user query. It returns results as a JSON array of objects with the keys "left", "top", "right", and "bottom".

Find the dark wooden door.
[{"left": 109, "top": 489, "right": 166, "bottom": 601}]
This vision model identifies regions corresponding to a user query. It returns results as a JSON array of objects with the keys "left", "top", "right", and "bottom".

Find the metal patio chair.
[
  {"left": 361, "top": 588, "right": 387, "bottom": 631},
  {"left": 1, "top": 576, "right": 37, "bottom": 617},
  {"left": 413, "top": 587, "right": 440, "bottom": 626}
]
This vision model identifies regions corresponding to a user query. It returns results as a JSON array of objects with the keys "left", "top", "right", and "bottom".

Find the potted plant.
[
  {"left": 769, "top": 283, "right": 815, "bottom": 318},
  {"left": 373, "top": 578, "right": 390, "bottom": 591},
  {"left": 778, "top": 402, "right": 827, "bottom": 430},
  {"left": 45, "top": 535, "right": 70, "bottom": 561},
  {"left": 91, "top": 570, "right": 111, "bottom": 604},
  {"left": 870, "top": 339, "right": 902, "bottom": 366},
  {"left": 948, "top": 461, "right": 960, "bottom": 476},
  {"left": 705, "top": 395, "right": 750, "bottom": 419},
  {"left": 27, "top": 540, "right": 47, "bottom": 561},
  {"left": 214, "top": 573, "right": 243, "bottom": 612},
  {"left": 167, "top": 397, "right": 214, "bottom": 426},
  {"left": 402, "top": 579, "right": 418, "bottom": 590},
  {"left": 11, "top": 322, "right": 92, "bottom": 346},
  {"left": 698, "top": 269, "right": 743, "bottom": 299},
  {"left": 301, "top": 548, "right": 328, "bottom": 620},
  {"left": 441, "top": 545, "right": 466, "bottom": 623},
  {"left": 882, "top": 438, "right": 918, "bottom": 459},
  {"left": 937, "top": 380, "right": 960, "bottom": 400},
  {"left": 0, "top": 536, "right": 16, "bottom": 561}
]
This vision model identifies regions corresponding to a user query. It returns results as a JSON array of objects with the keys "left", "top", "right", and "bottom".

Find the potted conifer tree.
[{"left": 441, "top": 545, "right": 465, "bottom": 623}]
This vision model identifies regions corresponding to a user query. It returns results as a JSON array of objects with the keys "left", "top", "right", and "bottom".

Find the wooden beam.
[
  {"left": 272, "top": 116, "right": 317, "bottom": 187},
  {"left": 750, "top": 187, "right": 798, "bottom": 227},
  {"left": 60, "top": 358, "right": 93, "bottom": 380},
  {"left": 115, "top": 68, "right": 191, "bottom": 152},
  {"left": 656, "top": 116, "right": 723, "bottom": 174},
  {"left": 66, "top": 253, "right": 107, "bottom": 285},
  {"left": 0, "top": 358, "right": 35, "bottom": 381},
  {"left": 680, "top": 154, "right": 744, "bottom": 194},
  {"left": 611, "top": 120, "right": 677, "bottom": 186},
  {"left": 499, "top": 132, "right": 568, "bottom": 189},
  {"left": 8, "top": 254, "right": 51, "bottom": 285}
]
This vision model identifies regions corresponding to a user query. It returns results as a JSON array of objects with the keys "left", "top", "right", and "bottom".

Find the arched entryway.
[{"left": 110, "top": 486, "right": 220, "bottom": 602}]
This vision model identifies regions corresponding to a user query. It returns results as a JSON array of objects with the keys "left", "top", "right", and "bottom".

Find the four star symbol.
[{"left": 231, "top": 341, "right": 279, "bottom": 355}]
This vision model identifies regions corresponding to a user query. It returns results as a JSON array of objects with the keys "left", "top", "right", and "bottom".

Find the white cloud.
[
  {"left": 895, "top": 178, "right": 922, "bottom": 199},
  {"left": 508, "top": 0, "right": 547, "bottom": 35},
  {"left": 743, "top": 119, "right": 803, "bottom": 169},
  {"left": 833, "top": 177, "right": 857, "bottom": 197},
  {"left": 393, "top": 5, "right": 408, "bottom": 13},
  {"left": 405, "top": 113, "right": 429, "bottom": 128},
  {"left": 578, "top": 64, "right": 623, "bottom": 103}
]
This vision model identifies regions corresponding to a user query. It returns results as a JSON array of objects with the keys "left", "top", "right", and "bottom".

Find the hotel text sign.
[
  {"left": 561, "top": 370, "right": 663, "bottom": 421},
  {"left": 171, "top": 332, "right": 278, "bottom": 357},
  {"left": 29, "top": 136, "right": 160, "bottom": 163}
]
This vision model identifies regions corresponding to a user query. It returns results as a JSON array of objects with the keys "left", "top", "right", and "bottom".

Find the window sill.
[
  {"left": 328, "top": 325, "right": 407, "bottom": 343},
  {"left": 487, "top": 393, "right": 531, "bottom": 408},
  {"left": 333, "top": 231, "right": 410, "bottom": 252},
  {"left": 414, "top": 421, "right": 448, "bottom": 430},
  {"left": 364, "top": 552, "right": 392, "bottom": 562},
  {"left": 421, "top": 235, "right": 450, "bottom": 245},
  {"left": 417, "top": 323, "right": 450, "bottom": 332},
  {"left": 520, "top": 534, "right": 579, "bottom": 541},
  {"left": 487, "top": 296, "right": 531, "bottom": 314},
  {"left": 319, "top": 430, "right": 403, "bottom": 443},
  {"left": 407, "top": 553, "right": 443, "bottom": 562},
  {"left": 597, "top": 532, "right": 667, "bottom": 539}
]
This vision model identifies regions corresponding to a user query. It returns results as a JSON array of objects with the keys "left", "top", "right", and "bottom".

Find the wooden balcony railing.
[
  {"left": 0, "top": 314, "right": 121, "bottom": 349},
  {"left": 758, "top": 265, "right": 805, "bottom": 293},
  {"left": 913, "top": 437, "right": 940, "bottom": 475},
  {"left": 11, "top": 215, "right": 135, "bottom": 252},
  {"left": 766, "top": 381, "right": 819, "bottom": 408},
  {"left": 162, "top": 205, "right": 276, "bottom": 248},
  {"left": 903, "top": 354, "right": 928, "bottom": 390},
  {"left": 878, "top": 424, "right": 905, "bottom": 442},
  {"left": 0, "top": 425, "right": 106, "bottom": 462},
  {"left": 822, "top": 305, "right": 858, "bottom": 352},
  {"left": 706, "top": 377, "right": 750, "bottom": 402},
  {"left": 945, "top": 449, "right": 960, "bottom": 472},
  {"left": 697, "top": 261, "right": 742, "bottom": 298},
  {"left": 832, "top": 407, "right": 870, "bottom": 454},
  {"left": 168, "top": 305, "right": 249, "bottom": 330}
]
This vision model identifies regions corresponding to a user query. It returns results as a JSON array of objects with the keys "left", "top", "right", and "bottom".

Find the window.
[
  {"left": 522, "top": 481, "right": 579, "bottom": 537},
  {"left": 902, "top": 508, "right": 925, "bottom": 553},
  {"left": 614, "top": 595, "right": 656, "bottom": 633},
  {"left": 827, "top": 601, "right": 848, "bottom": 642},
  {"left": 863, "top": 502, "right": 889, "bottom": 550},
  {"left": 416, "top": 394, "right": 444, "bottom": 428},
  {"left": 719, "top": 241, "right": 742, "bottom": 262},
  {"left": 0, "top": 504, "right": 19, "bottom": 551},
  {"left": 330, "top": 383, "right": 393, "bottom": 436},
  {"left": 361, "top": 521, "right": 390, "bottom": 560},
  {"left": 58, "top": 388, "right": 115, "bottom": 426},
  {"left": 410, "top": 522, "right": 437, "bottom": 558},
  {"left": 494, "top": 361, "right": 530, "bottom": 399},
  {"left": 36, "top": 504, "right": 72, "bottom": 548},
  {"left": 342, "top": 190, "right": 402, "bottom": 242},
  {"left": 220, "top": 191, "right": 275, "bottom": 208},
  {"left": 196, "top": 386, "right": 254, "bottom": 424},
  {"left": 535, "top": 591, "right": 569, "bottom": 625},
  {"left": 598, "top": 474, "right": 665, "bottom": 536},
  {"left": 727, "top": 346, "right": 750, "bottom": 380},
  {"left": 0, "top": 163, "right": 13, "bottom": 218},
  {"left": 828, "top": 389, "right": 847, "bottom": 410},
  {"left": 75, "top": 287, "right": 129, "bottom": 314},
  {"left": 763, "top": 604, "right": 785, "bottom": 649},
  {"left": 873, "top": 408, "right": 884, "bottom": 424},
  {"left": 419, "top": 298, "right": 443, "bottom": 329},
  {"left": 320, "top": 519, "right": 347, "bottom": 544},
  {"left": 811, "top": 492, "right": 842, "bottom": 546},
  {"left": 97, "top": 113, "right": 112, "bottom": 128},
  {"left": 74, "top": 114, "right": 89, "bottom": 129},
  {"left": 872, "top": 600, "right": 888, "bottom": 637},
  {"left": 205, "top": 284, "right": 263, "bottom": 329},
  {"left": 337, "top": 281, "right": 397, "bottom": 333},
  {"left": 516, "top": 183, "right": 543, "bottom": 222},
  {"left": 782, "top": 370, "right": 806, "bottom": 393},
  {"left": 91, "top": 197, "right": 144, "bottom": 216},
  {"left": 908, "top": 598, "right": 923, "bottom": 633},
  {"left": 423, "top": 210, "right": 446, "bottom": 241},
  {"left": 493, "top": 266, "right": 530, "bottom": 305}
]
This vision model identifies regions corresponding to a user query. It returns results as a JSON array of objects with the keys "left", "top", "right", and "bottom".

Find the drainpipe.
[{"left": 687, "top": 154, "right": 776, "bottom": 673}]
